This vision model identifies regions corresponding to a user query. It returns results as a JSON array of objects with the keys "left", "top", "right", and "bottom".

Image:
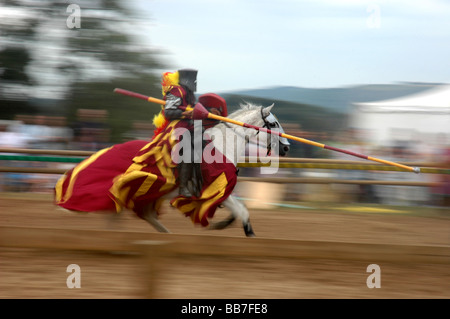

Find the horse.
[{"left": 55, "top": 102, "right": 290, "bottom": 237}]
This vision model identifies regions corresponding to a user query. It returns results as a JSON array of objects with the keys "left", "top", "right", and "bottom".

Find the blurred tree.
[
  {"left": 0, "top": 0, "right": 39, "bottom": 118},
  {"left": 0, "top": 46, "right": 38, "bottom": 117},
  {"left": 0, "top": 0, "right": 170, "bottom": 143}
]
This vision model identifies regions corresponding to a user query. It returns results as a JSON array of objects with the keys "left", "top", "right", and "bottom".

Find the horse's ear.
[{"left": 262, "top": 104, "right": 274, "bottom": 117}]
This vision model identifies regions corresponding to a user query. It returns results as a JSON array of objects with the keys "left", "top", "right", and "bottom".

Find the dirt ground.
[{"left": 0, "top": 192, "right": 449, "bottom": 299}]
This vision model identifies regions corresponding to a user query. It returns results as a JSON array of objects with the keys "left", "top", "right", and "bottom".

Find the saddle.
[
  {"left": 198, "top": 93, "right": 228, "bottom": 127},
  {"left": 178, "top": 93, "right": 228, "bottom": 197}
]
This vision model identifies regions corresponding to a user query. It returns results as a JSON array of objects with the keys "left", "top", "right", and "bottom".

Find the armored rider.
[{"left": 161, "top": 68, "right": 200, "bottom": 198}]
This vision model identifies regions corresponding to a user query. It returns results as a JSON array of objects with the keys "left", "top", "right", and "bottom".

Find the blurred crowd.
[
  {"left": 0, "top": 109, "right": 152, "bottom": 193},
  {"left": 238, "top": 126, "right": 450, "bottom": 208},
  {"left": 330, "top": 128, "right": 449, "bottom": 208},
  {"left": 0, "top": 111, "right": 449, "bottom": 208}
]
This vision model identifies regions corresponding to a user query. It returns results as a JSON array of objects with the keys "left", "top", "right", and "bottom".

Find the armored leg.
[{"left": 178, "top": 162, "right": 193, "bottom": 197}]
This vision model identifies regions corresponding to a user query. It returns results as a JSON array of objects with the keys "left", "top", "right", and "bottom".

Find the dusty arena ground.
[{"left": 0, "top": 192, "right": 449, "bottom": 299}]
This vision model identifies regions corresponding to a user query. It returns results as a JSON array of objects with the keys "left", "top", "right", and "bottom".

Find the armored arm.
[{"left": 164, "top": 93, "right": 183, "bottom": 120}]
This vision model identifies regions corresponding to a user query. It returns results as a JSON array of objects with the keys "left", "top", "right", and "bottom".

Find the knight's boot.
[
  {"left": 178, "top": 162, "right": 193, "bottom": 197},
  {"left": 191, "top": 163, "right": 203, "bottom": 197}
]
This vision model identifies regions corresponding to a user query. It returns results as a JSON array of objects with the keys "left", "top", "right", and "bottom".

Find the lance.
[{"left": 114, "top": 88, "right": 420, "bottom": 173}]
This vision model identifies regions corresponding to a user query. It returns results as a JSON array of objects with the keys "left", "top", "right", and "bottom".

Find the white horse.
[{"left": 142, "top": 102, "right": 290, "bottom": 237}]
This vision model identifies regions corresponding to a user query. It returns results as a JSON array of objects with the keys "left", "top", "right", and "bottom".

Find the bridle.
[
  {"left": 221, "top": 107, "right": 283, "bottom": 156},
  {"left": 259, "top": 107, "right": 279, "bottom": 156}
]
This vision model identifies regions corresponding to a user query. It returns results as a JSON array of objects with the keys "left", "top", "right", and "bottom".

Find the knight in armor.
[
  {"left": 160, "top": 69, "right": 228, "bottom": 198},
  {"left": 161, "top": 68, "right": 201, "bottom": 198}
]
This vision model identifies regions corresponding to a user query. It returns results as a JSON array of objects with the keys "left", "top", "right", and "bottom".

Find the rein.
[
  {"left": 220, "top": 107, "right": 273, "bottom": 156},
  {"left": 260, "top": 107, "right": 273, "bottom": 156}
]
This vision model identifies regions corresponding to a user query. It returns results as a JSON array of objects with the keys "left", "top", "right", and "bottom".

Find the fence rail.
[
  {"left": 0, "top": 147, "right": 443, "bottom": 167},
  {"left": 0, "top": 166, "right": 437, "bottom": 187},
  {"left": 0, "top": 148, "right": 447, "bottom": 188}
]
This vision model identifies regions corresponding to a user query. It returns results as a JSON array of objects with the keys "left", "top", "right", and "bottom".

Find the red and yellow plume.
[
  {"left": 151, "top": 108, "right": 169, "bottom": 139},
  {"left": 161, "top": 71, "right": 179, "bottom": 96}
]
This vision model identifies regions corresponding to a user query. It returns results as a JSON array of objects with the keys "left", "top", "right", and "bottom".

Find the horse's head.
[
  {"left": 215, "top": 102, "right": 291, "bottom": 159},
  {"left": 260, "top": 104, "right": 290, "bottom": 157}
]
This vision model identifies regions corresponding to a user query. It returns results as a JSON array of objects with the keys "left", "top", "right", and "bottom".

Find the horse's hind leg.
[
  {"left": 220, "top": 195, "right": 255, "bottom": 237},
  {"left": 142, "top": 206, "right": 171, "bottom": 233},
  {"left": 209, "top": 214, "right": 236, "bottom": 230},
  {"left": 106, "top": 211, "right": 122, "bottom": 229}
]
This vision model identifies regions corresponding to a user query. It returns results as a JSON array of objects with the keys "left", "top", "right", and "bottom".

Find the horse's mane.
[{"left": 227, "top": 101, "right": 262, "bottom": 119}]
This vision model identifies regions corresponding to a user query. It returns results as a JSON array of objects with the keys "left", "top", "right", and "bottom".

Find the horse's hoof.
[
  {"left": 245, "top": 231, "right": 256, "bottom": 238},
  {"left": 243, "top": 222, "right": 255, "bottom": 237}
]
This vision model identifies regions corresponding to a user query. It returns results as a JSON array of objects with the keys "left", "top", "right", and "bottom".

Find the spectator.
[
  {"left": 46, "top": 116, "right": 74, "bottom": 150},
  {"left": 71, "top": 109, "right": 110, "bottom": 151},
  {"left": 0, "top": 121, "right": 29, "bottom": 191}
]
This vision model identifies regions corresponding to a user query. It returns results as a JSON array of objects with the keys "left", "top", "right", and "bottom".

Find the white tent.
[{"left": 351, "top": 84, "right": 450, "bottom": 146}]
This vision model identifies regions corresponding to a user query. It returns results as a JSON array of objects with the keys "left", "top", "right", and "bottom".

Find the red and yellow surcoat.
[{"left": 55, "top": 120, "right": 237, "bottom": 226}]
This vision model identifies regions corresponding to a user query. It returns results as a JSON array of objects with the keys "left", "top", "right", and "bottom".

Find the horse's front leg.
[
  {"left": 219, "top": 195, "right": 255, "bottom": 237},
  {"left": 142, "top": 204, "right": 171, "bottom": 233}
]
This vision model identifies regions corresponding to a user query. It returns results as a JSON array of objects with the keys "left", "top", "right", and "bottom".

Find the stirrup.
[{"left": 179, "top": 187, "right": 193, "bottom": 198}]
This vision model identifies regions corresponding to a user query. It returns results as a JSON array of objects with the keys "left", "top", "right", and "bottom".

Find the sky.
[{"left": 131, "top": 0, "right": 450, "bottom": 93}]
